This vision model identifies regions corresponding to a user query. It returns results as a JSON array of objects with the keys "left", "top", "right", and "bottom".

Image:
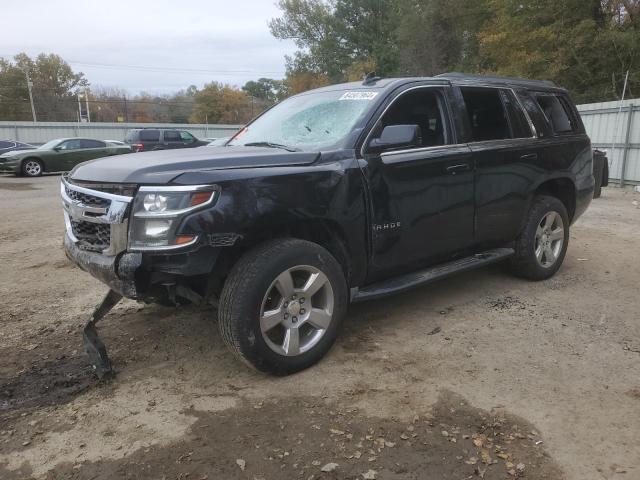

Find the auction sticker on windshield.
[{"left": 339, "top": 91, "right": 379, "bottom": 101}]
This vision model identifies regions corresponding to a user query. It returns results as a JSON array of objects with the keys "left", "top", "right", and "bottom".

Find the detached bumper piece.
[{"left": 83, "top": 289, "right": 122, "bottom": 378}]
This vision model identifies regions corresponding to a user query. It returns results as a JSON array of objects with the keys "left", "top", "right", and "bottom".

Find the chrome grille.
[
  {"left": 61, "top": 176, "right": 134, "bottom": 255},
  {"left": 71, "top": 220, "right": 111, "bottom": 251},
  {"left": 64, "top": 186, "right": 111, "bottom": 209}
]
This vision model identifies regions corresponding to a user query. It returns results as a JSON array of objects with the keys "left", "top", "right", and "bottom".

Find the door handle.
[
  {"left": 520, "top": 153, "right": 538, "bottom": 161},
  {"left": 446, "top": 164, "right": 471, "bottom": 175}
]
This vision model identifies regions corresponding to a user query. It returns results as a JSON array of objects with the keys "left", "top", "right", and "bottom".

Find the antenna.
[{"left": 362, "top": 72, "right": 381, "bottom": 86}]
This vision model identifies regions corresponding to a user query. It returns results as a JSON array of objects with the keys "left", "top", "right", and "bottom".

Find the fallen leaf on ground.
[{"left": 321, "top": 463, "right": 339, "bottom": 472}]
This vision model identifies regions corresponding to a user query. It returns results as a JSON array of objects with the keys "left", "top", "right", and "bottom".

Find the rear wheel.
[
  {"left": 218, "top": 238, "right": 347, "bottom": 375},
  {"left": 510, "top": 195, "right": 569, "bottom": 280},
  {"left": 21, "top": 158, "right": 43, "bottom": 177}
]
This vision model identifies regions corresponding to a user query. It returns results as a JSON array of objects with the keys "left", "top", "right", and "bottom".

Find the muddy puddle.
[
  {"left": 0, "top": 390, "right": 562, "bottom": 479},
  {"left": 0, "top": 355, "right": 96, "bottom": 414}
]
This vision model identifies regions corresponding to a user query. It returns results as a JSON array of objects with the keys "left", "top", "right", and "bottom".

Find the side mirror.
[
  {"left": 368, "top": 125, "right": 421, "bottom": 153},
  {"left": 53, "top": 146, "right": 62, "bottom": 151}
]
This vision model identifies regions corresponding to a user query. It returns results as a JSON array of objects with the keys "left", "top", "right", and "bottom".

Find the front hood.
[
  {"left": 70, "top": 146, "right": 321, "bottom": 184},
  {"left": 0, "top": 149, "right": 39, "bottom": 159}
]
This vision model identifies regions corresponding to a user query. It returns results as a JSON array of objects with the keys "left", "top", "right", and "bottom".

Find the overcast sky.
[{"left": 2, "top": 0, "right": 298, "bottom": 94}]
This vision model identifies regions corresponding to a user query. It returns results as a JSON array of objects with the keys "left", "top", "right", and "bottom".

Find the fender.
[{"left": 172, "top": 152, "right": 369, "bottom": 287}]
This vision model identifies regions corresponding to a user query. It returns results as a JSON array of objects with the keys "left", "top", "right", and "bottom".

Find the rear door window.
[
  {"left": 535, "top": 95, "right": 575, "bottom": 134},
  {"left": 460, "top": 87, "right": 511, "bottom": 142},
  {"left": 81, "top": 139, "right": 106, "bottom": 149},
  {"left": 163, "top": 130, "right": 181, "bottom": 142},
  {"left": 500, "top": 90, "right": 533, "bottom": 138},
  {"left": 139, "top": 130, "right": 160, "bottom": 141}
]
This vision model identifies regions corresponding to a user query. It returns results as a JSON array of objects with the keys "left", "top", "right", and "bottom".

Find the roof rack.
[
  {"left": 362, "top": 72, "right": 382, "bottom": 86},
  {"left": 437, "top": 72, "right": 558, "bottom": 88}
]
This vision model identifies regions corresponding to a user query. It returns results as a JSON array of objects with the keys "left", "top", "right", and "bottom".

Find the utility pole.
[
  {"left": 85, "top": 87, "right": 91, "bottom": 122},
  {"left": 77, "top": 92, "right": 83, "bottom": 122},
  {"left": 23, "top": 69, "right": 37, "bottom": 122}
]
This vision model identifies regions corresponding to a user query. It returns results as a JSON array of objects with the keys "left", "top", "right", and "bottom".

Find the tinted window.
[
  {"left": 0, "top": 141, "right": 14, "bottom": 149},
  {"left": 535, "top": 95, "right": 574, "bottom": 134},
  {"left": 180, "top": 131, "right": 195, "bottom": 143},
  {"left": 59, "top": 139, "right": 82, "bottom": 150},
  {"left": 139, "top": 130, "right": 160, "bottom": 141},
  {"left": 461, "top": 88, "right": 510, "bottom": 142},
  {"left": 163, "top": 130, "right": 180, "bottom": 141},
  {"left": 81, "top": 139, "right": 105, "bottom": 149},
  {"left": 501, "top": 91, "right": 533, "bottom": 139},
  {"left": 378, "top": 89, "right": 447, "bottom": 147}
]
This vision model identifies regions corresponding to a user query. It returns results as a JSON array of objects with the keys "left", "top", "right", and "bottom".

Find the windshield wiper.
[{"left": 244, "top": 141, "right": 300, "bottom": 152}]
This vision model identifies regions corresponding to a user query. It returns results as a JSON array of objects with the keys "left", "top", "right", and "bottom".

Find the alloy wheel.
[
  {"left": 260, "top": 265, "right": 334, "bottom": 356},
  {"left": 535, "top": 211, "right": 564, "bottom": 268},
  {"left": 24, "top": 160, "right": 42, "bottom": 176}
]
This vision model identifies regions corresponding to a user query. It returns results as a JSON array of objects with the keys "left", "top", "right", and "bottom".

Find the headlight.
[{"left": 129, "top": 185, "right": 218, "bottom": 250}]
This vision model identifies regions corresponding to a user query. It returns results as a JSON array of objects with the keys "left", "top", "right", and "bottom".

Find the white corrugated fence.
[
  {"left": 577, "top": 98, "right": 639, "bottom": 185},
  {"left": 0, "top": 121, "right": 242, "bottom": 145}
]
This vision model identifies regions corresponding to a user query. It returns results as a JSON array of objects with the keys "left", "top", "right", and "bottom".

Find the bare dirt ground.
[{"left": 0, "top": 174, "right": 638, "bottom": 480}]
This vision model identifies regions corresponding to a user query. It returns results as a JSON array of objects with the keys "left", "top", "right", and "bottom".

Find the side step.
[{"left": 351, "top": 248, "right": 515, "bottom": 303}]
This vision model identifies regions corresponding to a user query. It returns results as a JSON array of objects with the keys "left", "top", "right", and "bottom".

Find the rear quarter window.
[
  {"left": 139, "top": 130, "right": 160, "bottom": 141},
  {"left": 535, "top": 94, "right": 576, "bottom": 135}
]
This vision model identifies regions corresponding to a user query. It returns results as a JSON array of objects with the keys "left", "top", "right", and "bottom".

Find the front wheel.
[
  {"left": 21, "top": 158, "right": 44, "bottom": 177},
  {"left": 218, "top": 238, "right": 348, "bottom": 375},
  {"left": 510, "top": 195, "right": 570, "bottom": 280}
]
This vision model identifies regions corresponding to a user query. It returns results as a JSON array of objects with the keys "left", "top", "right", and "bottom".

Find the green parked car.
[{"left": 0, "top": 138, "right": 132, "bottom": 177}]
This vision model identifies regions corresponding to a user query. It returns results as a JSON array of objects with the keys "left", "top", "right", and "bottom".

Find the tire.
[
  {"left": 593, "top": 159, "right": 603, "bottom": 198},
  {"left": 593, "top": 181, "right": 602, "bottom": 199},
  {"left": 21, "top": 158, "right": 44, "bottom": 177},
  {"left": 219, "top": 238, "right": 348, "bottom": 375},
  {"left": 510, "top": 195, "right": 569, "bottom": 281}
]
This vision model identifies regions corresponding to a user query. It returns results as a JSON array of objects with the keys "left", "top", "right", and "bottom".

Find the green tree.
[
  {"left": 0, "top": 53, "right": 88, "bottom": 121},
  {"left": 270, "top": 0, "right": 399, "bottom": 81},
  {"left": 478, "top": 0, "right": 640, "bottom": 102},
  {"left": 242, "top": 78, "right": 287, "bottom": 103},
  {"left": 190, "top": 82, "right": 252, "bottom": 124}
]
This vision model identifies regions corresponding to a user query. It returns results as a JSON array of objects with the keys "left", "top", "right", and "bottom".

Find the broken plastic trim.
[{"left": 83, "top": 289, "right": 122, "bottom": 379}]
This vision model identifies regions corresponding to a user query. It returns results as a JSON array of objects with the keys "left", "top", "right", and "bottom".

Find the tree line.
[
  {"left": 271, "top": 0, "right": 640, "bottom": 103},
  {"left": 0, "top": 54, "right": 289, "bottom": 124},
  {"left": 1, "top": 1, "right": 638, "bottom": 124}
]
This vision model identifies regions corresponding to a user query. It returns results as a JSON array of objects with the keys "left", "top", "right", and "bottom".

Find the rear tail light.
[{"left": 132, "top": 143, "right": 144, "bottom": 152}]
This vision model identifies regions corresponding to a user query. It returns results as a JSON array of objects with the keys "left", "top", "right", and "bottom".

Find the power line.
[{"left": 0, "top": 54, "right": 286, "bottom": 77}]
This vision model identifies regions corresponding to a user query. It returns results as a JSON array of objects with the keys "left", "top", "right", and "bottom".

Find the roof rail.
[
  {"left": 362, "top": 72, "right": 382, "bottom": 86},
  {"left": 437, "top": 72, "right": 558, "bottom": 88}
]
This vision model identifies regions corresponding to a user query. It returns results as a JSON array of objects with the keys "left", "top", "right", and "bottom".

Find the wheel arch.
[
  {"left": 21, "top": 156, "right": 45, "bottom": 173},
  {"left": 532, "top": 177, "right": 576, "bottom": 222},
  {"left": 205, "top": 219, "right": 356, "bottom": 301}
]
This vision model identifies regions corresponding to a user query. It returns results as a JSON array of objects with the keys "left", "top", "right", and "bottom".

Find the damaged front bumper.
[{"left": 63, "top": 233, "right": 142, "bottom": 299}]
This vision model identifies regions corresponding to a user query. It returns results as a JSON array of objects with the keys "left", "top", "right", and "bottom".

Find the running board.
[{"left": 351, "top": 248, "right": 515, "bottom": 302}]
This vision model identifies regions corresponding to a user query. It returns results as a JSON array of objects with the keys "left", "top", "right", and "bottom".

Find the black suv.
[
  {"left": 62, "top": 73, "right": 594, "bottom": 377},
  {"left": 124, "top": 128, "right": 208, "bottom": 152}
]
